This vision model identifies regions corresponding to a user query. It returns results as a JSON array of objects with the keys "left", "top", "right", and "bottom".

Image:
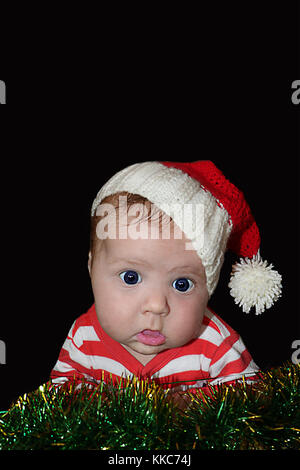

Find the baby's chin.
[{"left": 124, "top": 341, "right": 168, "bottom": 356}]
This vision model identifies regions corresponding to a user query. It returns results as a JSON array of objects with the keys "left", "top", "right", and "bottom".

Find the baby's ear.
[{"left": 87, "top": 251, "right": 92, "bottom": 275}]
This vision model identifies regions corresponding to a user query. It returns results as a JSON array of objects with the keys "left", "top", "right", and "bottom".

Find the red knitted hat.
[{"left": 161, "top": 160, "right": 260, "bottom": 258}]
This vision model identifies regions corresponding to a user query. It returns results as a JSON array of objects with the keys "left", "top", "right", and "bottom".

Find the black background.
[{"left": 0, "top": 3, "right": 299, "bottom": 412}]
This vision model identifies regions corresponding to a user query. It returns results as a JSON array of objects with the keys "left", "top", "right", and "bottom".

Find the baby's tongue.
[{"left": 137, "top": 329, "right": 165, "bottom": 346}]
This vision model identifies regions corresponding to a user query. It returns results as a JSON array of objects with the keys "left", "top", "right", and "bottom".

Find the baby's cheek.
[
  {"left": 183, "top": 311, "right": 204, "bottom": 341},
  {"left": 169, "top": 314, "right": 199, "bottom": 344}
]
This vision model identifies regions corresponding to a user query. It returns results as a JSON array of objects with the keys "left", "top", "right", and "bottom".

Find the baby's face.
[{"left": 89, "top": 218, "right": 208, "bottom": 366}]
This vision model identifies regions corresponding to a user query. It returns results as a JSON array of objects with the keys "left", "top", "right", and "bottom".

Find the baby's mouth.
[{"left": 136, "top": 329, "right": 166, "bottom": 346}]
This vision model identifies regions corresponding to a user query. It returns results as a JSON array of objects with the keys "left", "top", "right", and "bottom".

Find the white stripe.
[
  {"left": 52, "top": 376, "right": 97, "bottom": 389},
  {"left": 197, "top": 323, "right": 224, "bottom": 347},
  {"left": 209, "top": 362, "right": 259, "bottom": 386},
  {"left": 52, "top": 359, "right": 75, "bottom": 374},
  {"left": 74, "top": 382, "right": 95, "bottom": 390},
  {"left": 152, "top": 354, "right": 211, "bottom": 379},
  {"left": 209, "top": 337, "right": 246, "bottom": 377},
  {"left": 51, "top": 377, "right": 69, "bottom": 385},
  {"left": 52, "top": 360, "right": 102, "bottom": 387},
  {"left": 197, "top": 309, "right": 231, "bottom": 345},
  {"left": 73, "top": 325, "right": 100, "bottom": 348},
  {"left": 81, "top": 373, "right": 101, "bottom": 385},
  {"left": 62, "top": 338, "right": 134, "bottom": 379},
  {"left": 52, "top": 360, "right": 102, "bottom": 385},
  {"left": 207, "top": 311, "right": 230, "bottom": 339},
  {"left": 169, "top": 360, "right": 259, "bottom": 392}
]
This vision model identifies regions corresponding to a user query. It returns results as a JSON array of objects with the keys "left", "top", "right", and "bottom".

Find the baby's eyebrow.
[
  {"left": 169, "top": 265, "right": 205, "bottom": 278},
  {"left": 108, "top": 257, "right": 153, "bottom": 267},
  {"left": 109, "top": 258, "right": 202, "bottom": 275},
  {"left": 171, "top": 265, "right": 197, "bottom": 271}
]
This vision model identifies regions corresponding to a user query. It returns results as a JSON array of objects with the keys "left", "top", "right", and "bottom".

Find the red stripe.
[
  {"left": 202, "top": 314, "right": 221, "bottom": 335},
  {"left": 154, "top": 369, "right": 210, "bottom": 386},
  {"left": 53, "top": 347, "right": 93, "bottom": 377},
  {"left": 209, "top": 333, "right": 239, "bottom": 366}
]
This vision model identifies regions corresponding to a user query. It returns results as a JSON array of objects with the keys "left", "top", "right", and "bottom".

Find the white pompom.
[{"left": 228, "top": 252, "right": 282, "bottom": 314}]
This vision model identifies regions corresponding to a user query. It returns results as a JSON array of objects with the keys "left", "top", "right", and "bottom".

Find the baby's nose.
[{"left": 142, "top": 290, "right": 170, "bottom": 316}]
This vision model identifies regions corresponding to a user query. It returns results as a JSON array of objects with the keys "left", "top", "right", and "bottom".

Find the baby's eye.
[
  {"left": 172, "top": 278, "right": 194, "bottom": 293},
  {"left": 119, "top": 270, "right": 142, "bottom": 285}
]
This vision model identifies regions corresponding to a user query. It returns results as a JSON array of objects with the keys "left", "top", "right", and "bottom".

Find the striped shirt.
[{"left": 50, "top": 304, "right": 259, "bottom": 393}]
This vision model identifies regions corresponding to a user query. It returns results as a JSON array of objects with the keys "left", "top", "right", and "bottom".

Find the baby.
[{"left": 50, "top": 161, "right": 282, "bottom": 396}]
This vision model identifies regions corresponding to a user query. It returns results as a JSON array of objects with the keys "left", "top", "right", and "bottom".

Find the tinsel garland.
[{"left": 0, "top": 362, "right": 299, "bottom": 450}]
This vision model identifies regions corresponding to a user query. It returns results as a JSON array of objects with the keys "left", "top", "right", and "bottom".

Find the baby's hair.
[{"left": 89, "top": 191, "right": 173, "bottom": 264}]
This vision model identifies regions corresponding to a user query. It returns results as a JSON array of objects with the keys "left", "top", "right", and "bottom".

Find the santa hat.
[{"left": 91, "top": 161, "right": 282, "bottom": 314}]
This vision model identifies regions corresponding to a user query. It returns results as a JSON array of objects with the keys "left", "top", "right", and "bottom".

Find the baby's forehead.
[{"left": 103, "top": 234, "right": 204, "bottom": 272}]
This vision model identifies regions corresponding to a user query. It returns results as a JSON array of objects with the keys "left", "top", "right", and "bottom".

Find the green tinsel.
[{"left": 0, "top": 362, "right": 299, "bottom": 450}]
